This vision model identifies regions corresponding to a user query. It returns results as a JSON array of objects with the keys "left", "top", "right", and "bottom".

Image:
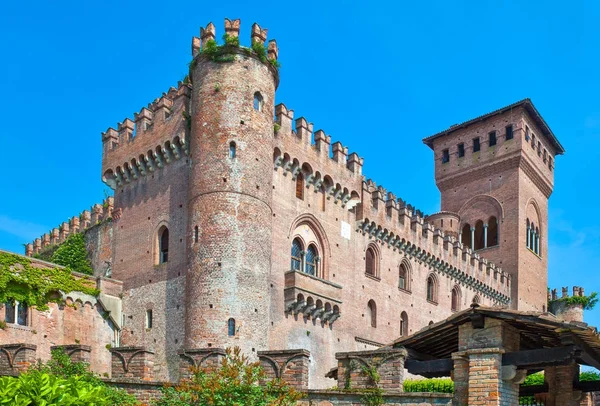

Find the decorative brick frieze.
[
  {"left": 110, "top": 347, "right": 155, "bottom": 381},
  {"left": 258, "top": 349, "right": 310, "bottom": 390},
  {"left": 335, "top": 348, "right": 407, "bottom": 390},
  {"left": 50, "top": 344, "right": 91, "bottom": 364},
  {"left": 0, "top": 343, "right": 37, "bottom": 375},
  {"left": 177, "top": 348, "right": 226, "bottom": 380}
]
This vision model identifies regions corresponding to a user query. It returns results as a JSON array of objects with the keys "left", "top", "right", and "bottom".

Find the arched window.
[
  {"left": 429, "top": 320, "right": 434, "bottom": 326},
  {"left": 229, "top": 142, "right": 236, "bottom": 159},
  {"left": 291, "top": 238, "right": 303, "bottom": 271},
  {"left": 535, "top": 227, "right": 540, "bottom": 255},
  {"left": 529, "top": 222, "right": 536, "bottom": 251},
  {"left": 400, "top": 311, "right": 408, "bottom": 336},
  {"left": 158, "top": 226, "right": 169, "bottom": 264},
  {"left": 526, "top": 219, "right": 531, "bottom": 249},
  {"left": 461, "top": 224, "right": 472, "bottom": 249},
  {"left": 194, "top": 226, "right": 199, "bottom": 243},
  {"left": 367, "top": 300, "right": 377, "bottom": 328},
  {"left": 365, "top": 246, "right": 377, "bottom": 277},
  {"left": 295, "top": 173, "right": 304, "bottom": 200},
  {"left": 253, "top": 92, "right": 264, "bottom": 111},
  {"left": 474, "top": 220, "right": 484, "bottom": 250},
  {"left": 488, "top": 216, "right": 498, "bottom": 247},
  {"left": 451, "top": 286, "right": 461, "bottom": 312},
  {"left": 399, "top": 262, "right": 410, "bottom": 291},
  {"left": 228, "top": 318, "right": 236, "bottom": 336},
  {"left": 305, "top": 245, "right": 318, "bottom": 276},
  {"left": 426, "top": 275, "right": 437, "bottom": 303}
]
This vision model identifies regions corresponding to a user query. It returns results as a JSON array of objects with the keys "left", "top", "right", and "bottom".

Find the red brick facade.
[{"left": 17, "top": 19, "right": 564, "bottom": 388}]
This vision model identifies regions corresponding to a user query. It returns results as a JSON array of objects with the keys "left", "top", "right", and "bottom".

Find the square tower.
[{"left": 424, "top": 99, "right": 564, "bottom": 311}]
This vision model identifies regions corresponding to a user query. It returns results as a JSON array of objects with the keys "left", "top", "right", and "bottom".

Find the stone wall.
[{"left": 301, "top": 390, "right": 452, "bottom": 405}]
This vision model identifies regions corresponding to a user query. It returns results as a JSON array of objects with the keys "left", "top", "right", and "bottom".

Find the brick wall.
[
  {"left": 335, "top": 348, "right": 407, "bottom": 390},
  {"left": 178, "top": 348, "right": 226, "bottom": 380},
  {"left": 50, "top": 344, "right": 91, "bottom": 363}
]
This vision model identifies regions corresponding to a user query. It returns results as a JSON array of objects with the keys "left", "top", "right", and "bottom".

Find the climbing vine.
[{"left": 0, "top": 252, "right": 99, "bottom": 311}]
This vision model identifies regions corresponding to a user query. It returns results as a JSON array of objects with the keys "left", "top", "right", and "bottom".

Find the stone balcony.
[{"left": 284, "top": 270, "right": 342, "bottom": 323}]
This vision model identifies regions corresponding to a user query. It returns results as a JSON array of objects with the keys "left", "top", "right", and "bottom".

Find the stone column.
[
  {"left": 470, "top": 227, "right": 475, "bottom": 250},
  {"left": 484, "top": 223, "right": 488, "bottom": 248}
]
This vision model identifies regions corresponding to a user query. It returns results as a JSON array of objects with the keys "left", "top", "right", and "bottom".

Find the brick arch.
[
  {"left": 458, "top": 194, "right": 504, "bottom": 221},
  {"left": 525, "top": 197, "right": 542, "bottom": 227},
  {"left": 288, "top": 213, "right": 331, "bottom": 279}
]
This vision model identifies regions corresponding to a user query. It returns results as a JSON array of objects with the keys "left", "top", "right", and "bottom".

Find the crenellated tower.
[
  {"left": 184, "top": 20, "right": 279, "bottom": 352},
  {"left": 424, "top": 99, "right": 565, "bottom": 311}
]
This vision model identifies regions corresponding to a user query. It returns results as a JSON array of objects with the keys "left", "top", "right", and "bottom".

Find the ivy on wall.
[
  {"left": 0, "top": 252, "right": 99, "bottom": 311},
  {"left": 192, "top": 34, "right": 281, "bottom": 69}
]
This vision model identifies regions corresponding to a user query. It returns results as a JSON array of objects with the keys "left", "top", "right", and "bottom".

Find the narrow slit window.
[
  {"left": 442, "top": 149, "right": 450, "bottom": 163},
  {"left": 253, "top": 92, "right": 264, "bottom": 111},
  {"left": 228, "top": 318, "right": 236, "bottom": 336},
  {"left": 194, "top": 226, "right": 199, "bottom": 243},
  {"left": 505, "top": 125, "right": 513, "bottom": 140},
  {"left": 458, "top": 143, "right": 465, "bottom": 158},
  {"left": 291, "top": 238, "right": 303, "bottom": 271},
  {"left": 489, "top": 131, "right": 497, "bottom": 147},
  {"left": 473, "top": 137, "right": 480, "bottom": 152},
  {"left": 229, "top": 142, "right": 236, "bottom": 159},
  {"left": 146, "top": 310, "right": 153, "bottom": 329},
  {"left": 295, "top": 173, "right": 304, "bottom": 200},
  {"left": 158, "top": 227, "right": 169, "bottom": 264}
]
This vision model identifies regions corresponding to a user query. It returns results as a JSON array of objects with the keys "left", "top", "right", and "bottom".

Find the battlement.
[
  {"left": 101, "top": 81, "right": 191, "bottom": 189},
  {"left": 274, "top": 103, "right": 364, "bottom": 178},
  {"left": 355, "top": 179, "right": 511, "bottom": 303},
  {"left": 548, "top": 286, "right": 586, "bottom": 301},
  {"left": 191, "top": 19, "right": 279, "bottom": 61},
  {"left": 25, "top": 197, "right": 114, "bottom": 257}
]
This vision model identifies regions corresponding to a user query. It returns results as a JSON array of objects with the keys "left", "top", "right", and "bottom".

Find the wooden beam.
[
  {"left": 575, "top": 380, "right": 600, "bottom": 393},
  {"left": 405, "top": 358, "right": 453, "bottom": 376},
  {"left": 502, "top": 346, "right": 580, "bottom": 369}
]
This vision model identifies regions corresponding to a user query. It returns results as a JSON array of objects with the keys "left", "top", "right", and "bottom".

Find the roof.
[
  {"left": 423, "top": 99, "right": 565, "bottom": 155},
  {"left": 392, "top": 305, "right": 600, "bottom": 368}
]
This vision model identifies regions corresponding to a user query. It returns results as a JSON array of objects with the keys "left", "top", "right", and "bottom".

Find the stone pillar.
[
  {"left": 0, "top": 344, "right": 37, "bottom": 375},
  {"left": 50, "top": 344, "right": 91, "bottom": 364},
  {"left": 178, "top": 348, "right": 226, "bottom": 380},
  {"left": 470, "top": 227, "right": 475, "bottom": 250},
  {"left": 110, "top": 347, "right": 155, "bottom": 381},
  {"left": 545, "top": 362, "right": 581, "bottom": 406},
  {"left": 484, "top": 223, "right": 488, "bottom": 248},
  {"left": 452, "top": 317, "right": 521, "bottom": 406},
  {"left": 258, "top": 349, "right": 310, "bottom": 391}
]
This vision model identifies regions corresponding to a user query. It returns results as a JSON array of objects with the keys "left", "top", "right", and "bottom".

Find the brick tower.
[
  {"left": 424, "top": 100, "right": 564, "bottom": 311},
  {"left": 185, "top": 20, "right": 279, "bottom": 352}
]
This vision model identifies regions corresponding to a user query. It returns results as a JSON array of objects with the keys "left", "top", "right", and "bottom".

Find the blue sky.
[{"left": 0, "top": 1, "right": 598, "bottom": 341}]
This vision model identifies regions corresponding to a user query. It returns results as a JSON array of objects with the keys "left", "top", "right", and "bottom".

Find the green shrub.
[
  {"left": 50, "top": 233, "right": 93, "bottom": 275},
  {"left": 30, "top": 347, "right": 139, "bottom": 406},
  {"left": 580, "top": 371, "right": 600, "bottom": 382},
  {"left": 0, "top": 370, "right": 109, "bottom": 405},
  {"left": 403, "top": 378, "right": 454, "bottom": 393},
  {"left": 153, "top": 347, "right": 302, "bottom": 406}
]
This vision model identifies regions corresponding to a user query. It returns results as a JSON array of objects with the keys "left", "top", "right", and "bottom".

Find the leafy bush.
[
  {"left": 403, "top": 378, "right": 454, "bottom": 393},
  {"left": 50, "top": 233, "right": 93, "bottom": 275},
  {"left": 580, "top": 371, "right": 600, "bottom": 382},
  {"left": 0, "top": 370, "right": 110, "bottom": 406},
  {"left": 153, "top": 347, "right": 302, "bottom": 406},
  {"left": 29, "top": 347, "right": 139, "bottom": 406}
]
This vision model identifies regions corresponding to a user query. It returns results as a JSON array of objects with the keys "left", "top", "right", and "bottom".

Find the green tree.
[
  {"left": 153, "top": 347, "right": 303, "bottom": 406},
  {"left": 51, "top": 233, "right": 93, "bottom": 275}
]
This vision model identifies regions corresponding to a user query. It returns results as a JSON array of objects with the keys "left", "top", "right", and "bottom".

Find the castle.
[{"left": 12, "top": 19, "right": 566, "bottom": 388}]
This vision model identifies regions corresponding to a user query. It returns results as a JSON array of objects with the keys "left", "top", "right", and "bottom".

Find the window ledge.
[
  {"left": 398, "top": 287, "right": 412, "bottom": 295},
  {"left": 427, "top": 299, "right": 438, "bottom": 306},
  {"left": 364, "top": 273, "right": 381, "bottom": 282},
  {"left": 4, "top": 323, "right": 33, "bottom": 331},
  {"left": 526, "top": 247, "right": 543, "bottom": 259}
]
